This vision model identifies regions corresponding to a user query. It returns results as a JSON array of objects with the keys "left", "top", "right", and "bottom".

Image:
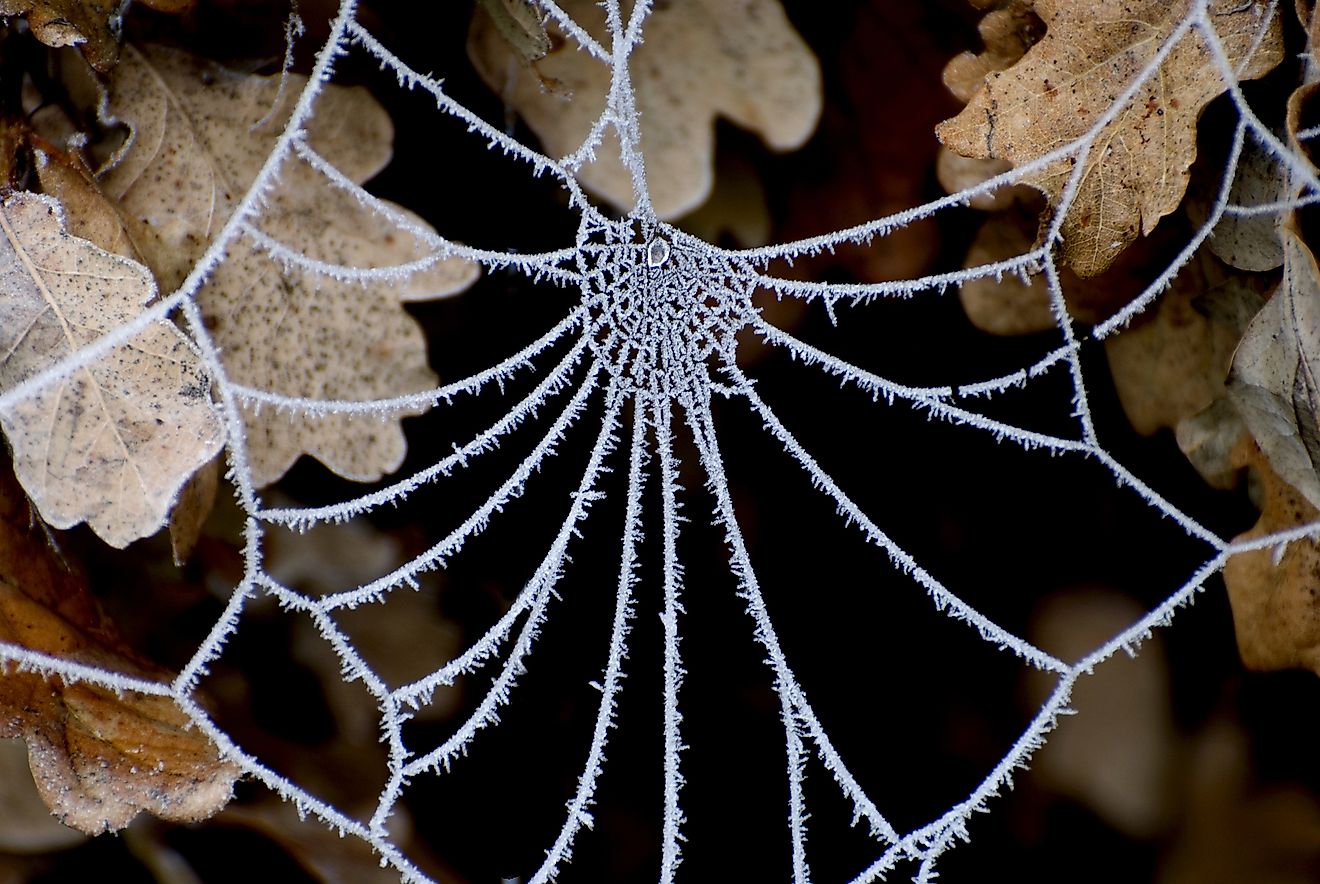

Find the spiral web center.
[{"left": 581, "top": 219, "right": 757, "bottom": 399}]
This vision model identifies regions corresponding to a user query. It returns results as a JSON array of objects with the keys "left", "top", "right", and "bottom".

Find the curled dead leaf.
[
  {"left": 468, "top": 0, "right": 822, "bottom": 219},
  {"left": 0, "top": 464, "right": 238, "bottom": 833},
  {"left": 937, "top": 0, "right": 1283, "bottom": 277}
]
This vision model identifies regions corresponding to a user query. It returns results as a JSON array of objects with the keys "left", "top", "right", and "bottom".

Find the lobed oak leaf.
[
  {"left": 0, "top": 191, "right": 224, "bottom": 548},
  {"left": 99, "top": 45, "right": 479, "bottom": 486},
  {"left": 0, "top": 464, "right": 238, "bottom": 833},
  {"left": 468, "top": 0, "right": 822, "bottom": 219},
  {"left": 936, "top": 0, "right": 1283, "bottom": 277}
]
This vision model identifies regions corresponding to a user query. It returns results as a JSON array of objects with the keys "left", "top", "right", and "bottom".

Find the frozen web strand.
[{"left": 653, "top": 397, "right": 689, "bottom": 881}]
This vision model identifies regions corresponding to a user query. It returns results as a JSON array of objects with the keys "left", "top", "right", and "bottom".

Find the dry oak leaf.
[
  {"left": 1223, "top": 439, "right": 1320, "bottom": 677},
  {"left": 99, "top": 45, "right": 478, "bottom": 486},
  {"left": 1229, "top": 225, "right": 1320, "bottom": 511},
  {"left": 936, "top": 0, "right": 1283, "bottom": 277},
  {"left": 0, "top": 464, "right": 238, "bottom": 833},
  {"left": 468, "top": 0, "right": 822, "bottom": 219},
  {"left": 0, "top": 191, "right": 224, "bottom": 548}
]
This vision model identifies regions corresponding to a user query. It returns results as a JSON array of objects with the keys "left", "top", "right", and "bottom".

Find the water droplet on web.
[{"left": 646, "top": 237, "right": 671, "bottom": 268}]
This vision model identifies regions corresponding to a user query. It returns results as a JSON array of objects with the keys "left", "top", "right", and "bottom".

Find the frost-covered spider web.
[{"left": 1, "top": 0, "right": 1316, "bottom": 880}]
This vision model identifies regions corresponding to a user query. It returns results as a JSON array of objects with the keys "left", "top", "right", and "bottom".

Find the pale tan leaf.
[
  {"left": 0, "top": 192, "right": 224, "bottom": 548},
  {"left": 958, "top": 205, "right": 1142, "bottom": 336},
  {"left": 0, "top": 464, "right": 238, "bottom": 833},
  {"left": 100, "top": 45, "right": 478, "bottom": 486},
  {"left": 936, "top": 148, "right": 1019, "bottom": 212},
  {"left": 958, "top": 210, "right": 1055, "bottom": 335},
  {"left": 936, "top": 0, "right": 1283, "bottom": 277},
  {"left": 468, "top": 0, "right": 822, "bottom": 219},
  {"left": 1228, "top": 225, "right": 1320, "bottom": 510}
]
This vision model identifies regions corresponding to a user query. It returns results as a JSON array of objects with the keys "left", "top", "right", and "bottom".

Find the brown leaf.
[
  {"left": 959, "top": 208, "right": 1056, "bottom": 335},
  {"left": 1228, "top": 225, "right": 1320, "bottom": 510},
  {"left": 1158, "top": 719, "right": 1320, "bottom": 884},
  {"left": 936, "top": 0, "right": 1283, "bottom": 277},
  {"left": 1223, "top": 440, "right": 1320, "bottom": 676},
  {"left": 676, "top": 149, "right": 771, "bottom": 248},
  {"left": 0, "top": 191, "right": 224, "bottom": 548},
  {"left": 468, "top": 0, "right": 821, "bottom": 219},
  {"left": 0, "top": 463, "right": 238, "bottom": 833},
  {"left": 99, "top": 45, "right": 478, "bottom": 486},
  {"left": 0, "top": 0, "right": 118, "bottom": 70},
  {"left": 0, "top": 0, "right": 197, "bottom": 71},
  {"left": 136, "top": 0, "right": 194, "bottom": 11},
  {"left": 33, "top": 143, "right": 138, "bottom": 261}
]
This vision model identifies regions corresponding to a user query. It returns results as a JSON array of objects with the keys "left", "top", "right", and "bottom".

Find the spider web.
[{"left": 0, "top": 0, "right": 1314, "bottom": 880}]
